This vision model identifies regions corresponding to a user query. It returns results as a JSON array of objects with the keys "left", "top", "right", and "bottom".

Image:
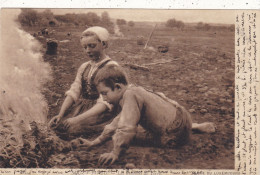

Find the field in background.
[{"left": 21, "top": 23, "right": 234, "bottom": 169}]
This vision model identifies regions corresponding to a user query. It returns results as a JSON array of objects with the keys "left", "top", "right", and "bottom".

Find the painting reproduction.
[{"left": 0, "top": 9, "right": 236, "bottom": 169}]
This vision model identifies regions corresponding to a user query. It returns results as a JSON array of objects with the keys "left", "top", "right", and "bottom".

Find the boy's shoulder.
[
  {"left": 127, "top": 84, "right": 146, "bottom": 91},
  {"left": 76, "top": 61, "right": 91, "bottom": 75},
  {"left": 121, "top": 86, "right": 145, "bottom": 107},
  {"left": 123, "top": 85, "right": 145, "bottom": 99},
  {"left": 79, "top": 61, "right": 91, "bottom": 69}
]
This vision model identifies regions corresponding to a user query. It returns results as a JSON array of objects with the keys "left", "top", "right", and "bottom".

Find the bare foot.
[{"left": 192, "top": 122, "right": 216, "bottom": 133}]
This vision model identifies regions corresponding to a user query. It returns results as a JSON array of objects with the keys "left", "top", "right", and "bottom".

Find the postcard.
[{"left": 0, "top": 3, "right": 259, "bottom": 175}]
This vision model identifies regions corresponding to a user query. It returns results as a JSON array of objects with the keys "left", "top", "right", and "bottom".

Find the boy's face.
[
  {"left": 80, "top": 36, "right": 104, "bottom": 62},
  {"left": 97, "top": 82, "right": 122, "bottom": 104}
]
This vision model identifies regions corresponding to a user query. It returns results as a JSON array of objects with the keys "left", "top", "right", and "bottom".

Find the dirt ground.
[{"left": 1, "top": 23, "right": 235, "bottom": 169}]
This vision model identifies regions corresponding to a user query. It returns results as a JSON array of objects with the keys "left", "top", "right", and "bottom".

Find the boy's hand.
[
  {"left": 98, "top": 152, "right": 118, "bottom": 166},
  {"left": 48, "top": 115, "right": 62, "bottom": 128},
  {"left": 71, "top": 138, "right": 93, "bottom": 150},
  {"left": 63, "top": 117, "right": 80, "bottom": 131}
]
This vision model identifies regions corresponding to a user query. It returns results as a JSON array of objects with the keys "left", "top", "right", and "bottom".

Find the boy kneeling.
[{"left": 71, "top": 65, "right": 192, "bottom": 165}]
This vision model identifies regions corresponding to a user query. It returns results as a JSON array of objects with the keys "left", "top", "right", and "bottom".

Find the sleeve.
[
  {"left": 111, "top": 91, "right": 143, "bottom": 156},
  {"left": 97, "top": 114, "right": 121, "bottom": 142},
  {"left": 65, "top": 62, "right": 89, "bottom": 102},
  {"left": 107, "top": 60, "right": 119, "bottom": 66},
  {"left": 96, "top": 95, "right": 113, "bottom": 111}
]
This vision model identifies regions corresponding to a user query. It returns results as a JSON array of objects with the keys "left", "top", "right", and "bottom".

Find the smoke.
[
  {"left": 114, "top": 24, "right": 124, "bottom": 37},
  {"left": 0, "top": 9, "right": 51, "bottom": 134}
]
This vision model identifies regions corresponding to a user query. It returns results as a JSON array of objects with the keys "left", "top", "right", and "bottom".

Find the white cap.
[{"left": 81, "top": 26, "right": 109, "bottom": 42}]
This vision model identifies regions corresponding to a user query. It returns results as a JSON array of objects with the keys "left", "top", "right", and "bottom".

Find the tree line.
[
  {"left": 17, "top": 9, "right": 138, "bottom": 33},
  {"left": 17, "top": 9, "right": 115, "bottom": 31},
  {"left": 166, "top": 18, "right": 234, "bottom": 32},
  {"left": 17, "top": 9, "right": 234, "bottom": 33}
]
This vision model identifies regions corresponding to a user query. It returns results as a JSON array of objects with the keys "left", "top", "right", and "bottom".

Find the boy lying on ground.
[{"left": 71, "top": 65, "right": 215, "bottom": 166}]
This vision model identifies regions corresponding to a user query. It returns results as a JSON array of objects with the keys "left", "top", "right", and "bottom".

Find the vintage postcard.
[{"left": 0, "top": 5, "right": 259, "bottom": 175}]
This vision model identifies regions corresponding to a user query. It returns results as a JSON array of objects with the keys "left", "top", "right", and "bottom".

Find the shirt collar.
[{"left": 90, "top": 56, "right": 110, "bottom": 67}]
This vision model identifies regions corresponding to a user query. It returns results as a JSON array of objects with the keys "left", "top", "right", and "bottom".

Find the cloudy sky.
[{"left": 48, "top": 9, "right": 236, "bottom": 24}]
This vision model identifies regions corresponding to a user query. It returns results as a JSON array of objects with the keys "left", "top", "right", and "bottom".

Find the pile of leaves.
[{"left": 0, "top": 121, "right": 71, "bottom": 168}]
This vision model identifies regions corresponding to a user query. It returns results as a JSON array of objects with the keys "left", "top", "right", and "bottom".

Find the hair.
[{"left": 95, "top": 65, "right": 128, "bottom": 90}]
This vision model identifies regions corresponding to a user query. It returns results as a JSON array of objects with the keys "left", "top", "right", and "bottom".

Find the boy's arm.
[
  {"left": 48, "top": 64, "right": 88, "bottom": 127},
  {"left": 48, "top": 95, "right": 74, "bottom": 127},
  {"left": 63, "top": 102, "right": 108, "bottom": 130},
  {"left": 58, "top": 95, "right": 74, "bottom": 117},
  {"left": 99, "top": 91, "right": 142, "bottom": 165},
  {"left": 49, "top": 63, "right": 90, "bottom": 128},
  {"left": 92, "top": 114, "right": 121, "bottom": 144},
  {"left": 71, "top": 115, "right": 120, "bottom": 148}
]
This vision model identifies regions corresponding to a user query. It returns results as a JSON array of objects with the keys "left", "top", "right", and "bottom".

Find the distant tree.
[
  {"left": 38, "top": 9, "right": 56, "bottom": 26},
  {"left": 116, "top": 19, "right": 127, "bottom": 25},
  {"left": 203, "top": 23, "right": 211, "bottom": 31},
  {"left": 196, "top": 22, "right": 211, "bottom": 31},
  {"left": 65, "top": 13, "right": 77, "bottom": 21},
  {"left": 166, "top": 18, "right": 185, "bottom": 30},
  {"left": 74, "top": 12, "right": 101, "bottom": 26},
  {"left": 196, "top": 22, "right": 204, "bottom": 30},
  {"left": 101, "top": 11, "right": 113, "bottom": 26},
  {"left": 54, "top": 11, "right": 113, "bottom": 30},
  {"left": 176, "top": 21, "right": 185, "bottom": 30},
  {"left": 40, "top": 9, "right": 54, "bottom": 20},
  {"left": 128, "top": 21, "right": 135, "bottom": 27},
  {"left": 166, "top": 18, "right": 177, "bottom": 28},
  {"left": 18, "top": 9, "right": 39, "bottom": 26},
  {"left": 100, "top": 11, "right": 114, "bottom": 33},
  {"left": 86, "top": 12, "right": 101, "bottom": 26}
]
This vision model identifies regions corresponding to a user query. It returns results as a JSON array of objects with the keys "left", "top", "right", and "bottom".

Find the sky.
[
  {"left": 43, "top": 9, "right": 237, "bottom": 24},
  {"left": 1, "top": 0, "right": 259, "bottom": 24}
]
